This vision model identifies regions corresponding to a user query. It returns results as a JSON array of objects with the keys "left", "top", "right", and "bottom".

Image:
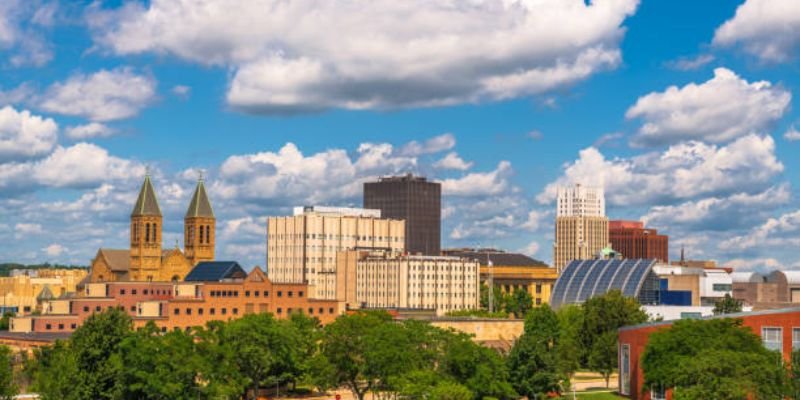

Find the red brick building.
[
  {"left": 618, "top": 308, "right": 800, "bottom": 399},
  {"left": 10, "top": 262, "right": 343, "bottom": 334},
  {"left": 609, "top": 220, "right": 669, "bottom": 263}
]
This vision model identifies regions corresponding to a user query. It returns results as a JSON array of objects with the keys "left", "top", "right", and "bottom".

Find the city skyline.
[{"left": 1, "top": 0, "right": 800, "bottom": 271}]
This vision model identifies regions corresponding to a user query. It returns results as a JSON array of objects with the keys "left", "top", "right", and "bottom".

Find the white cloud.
[
  {"left": 521, "top": 209, "right": 551, "bottom": 232},
  {"left": 89, "top": 0, "right": 639, "bottom": 113},
  {"left": 714, "top": 0, "right": 800, "bottom": 62},
  {"left": 0, "top": 0, "right": 55, "bottom": 67},
  {"left": 527, "top": 130, "right": 544, "bottom": 140},
  {"left": 42, "top": 243, "right": 65, "bottom": 257},
  {"left": 666, "top": 54, "right": 715, "bottom": 71},
  {"left": 641, "top": 184, "right": 791, "bottom": 231},
  {"left": 593, "top": 131, "right": 624, "bottom": 148},
  {"left": 399, "top": 133, "right": 456, "bottom": 157},
  {"left": 39, "top": 67, "right": 156, "bottom": 121},
  {"left": 784, "top": 125, "right": 800, "bottom": 141},
  {"left": 171, "top": 85, "right": 191, "bottom": 98},
  {"left": 33, "top": 143, "right": 145, "bottom": 189},
  {"left": 626, "top": 68, "right": 790, "bottom": 147},
  {"left": 15, "top": 222, "right": 42, "bottom": 238},
  {"left": 441, "top": 161, "right": 513, "bottom": 197},
  {"left": 520, "top": 240, "right": 540, "bottom": 257},
  {"left": 0, "top": 105, "right": 58, "bottom": 161},
  {"left": 65, "top": 122, "right": 115, "bottom": 139},
  {"left": 724, "top": 257, "right": 785, "bottom": 272},
  {"left": 719, "top": 209, "right": 800, "bottom": 251},
  {"left": 537, "top": 134, "right": 783, "bottom": 206},
  {"left": 433, "top": 152, "right": 473, "bottom": 171}
]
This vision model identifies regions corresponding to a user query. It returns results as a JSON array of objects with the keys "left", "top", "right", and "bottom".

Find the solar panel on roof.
[{"left": 184, "top": 261, "right": 246, "bottom": 282}]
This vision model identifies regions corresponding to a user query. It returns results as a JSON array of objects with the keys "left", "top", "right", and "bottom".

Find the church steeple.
[
  {"left": 184, "top": 177, "right": 215, "bottom": 266},
  {"left": 130, "top": 174, "right": 163, "bottom": 281}
]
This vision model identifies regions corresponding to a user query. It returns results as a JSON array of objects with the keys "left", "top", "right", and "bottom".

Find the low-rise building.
[
  {"left": 653, "top": 264, "right": 732, "bottom": 306},
  {"left": 443, "top": 248, "right": 556, "bottom": 307},
  {"left": 731, "top": 270, "right": 800, "bottom": 308},
  {"left": 0, "top": 269, "right": 87, "bottom": 314},
  {"left": 336, "top": 250, "right": 480, "bottom": 316},
  {"left": 10, "top": 262, "right": 343, "bottom": 334}
]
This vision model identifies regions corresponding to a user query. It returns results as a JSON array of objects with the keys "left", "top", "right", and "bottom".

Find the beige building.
[
  {"left": 0, "top": 269, "right": 87, "bottom": 314},
  {"left": 267, "top": 206, "right": 405, "bottom": 299},
  {"left": 553, "top": 185, "right": 608, "bottom": 272},
  {"left": 336, "top": 250, "right": 479, "bottom": 316}
]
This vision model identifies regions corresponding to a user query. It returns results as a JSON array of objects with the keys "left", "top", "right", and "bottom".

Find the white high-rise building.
[
  {"left": 557, "top": 184, "right": 605, "bottom": 217},
  {"left": 554, "top": 184, "right": 609, "bottom": 272}
]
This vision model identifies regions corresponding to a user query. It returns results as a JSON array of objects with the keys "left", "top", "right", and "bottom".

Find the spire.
[
  {"left": 185, "top": 178, "right": 214, "bottom": 218},
  {"left": 131, "top": 174, "right": 162, "bottom": 217},
  {"left": 680, "top": 246, "right": 685, "bottom": 265}
]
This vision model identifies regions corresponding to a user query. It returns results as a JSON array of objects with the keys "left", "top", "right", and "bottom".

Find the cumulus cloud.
[
  {"left": 521, "top": 241, "right": 540, "bottom": 257},
  {"left": 89, "top": 0, "right": 639, "bottom": 113},
  {"left": 0, "top": 105, "right": 58, "bottom": 161},
  {"left": 399, "top": 133, "right": 456, "bottom": 157},
  {"left": 433, "top": 152, "right": 473, "bottom": 171},
  {"left": 785, "top": 125, "right": 800, "bottom": 141},
  {"left": 39, "top": 67, "right": 156, "bottom": 121},
  {"left": 42, "top": 243, "right": 65, "bottom": 257},
  {"left": 441, "top": 161, "right": 513, "bottom": 197},
  {"left": 537, "top": 134, "right": 783, "bottom": 206},
  {"left": 714, "top": 0, "right": 800, "bottom": 62},
  {"left": 0, "top": 0, "right": 56, "bottom": 67},
  {"left": 626, "top": 68, "right": 790, "bottom": 147},
  {"left": 641, "top": 184, "right": 791, "bottom": 231},
  {"left": 719, "top": 209, "right": 800, "bottom": 251},
  {"left": 65, "top": 122, "right": 115, "bottom": 139}
]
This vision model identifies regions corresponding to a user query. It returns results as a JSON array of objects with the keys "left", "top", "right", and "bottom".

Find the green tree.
[
  {"left": 396, "top": 369, "right": 473, "bottom": 400},
  {"left": 285, "top": 312, "right": 323, "bottom": 390},
  {"left": 69, "top": 308, "right": 132, "bottom": 399},
  {"left": 506, "top": 290, "right": 533, "bottom": 318},
  {"left": 115, "top": 323, "right": 208, "bottom": 399},
  {"left": 29, "top": 340, "right": 78, "bottom": 400},
  {"left": 642, "top": 318, "right": 787, "bottom": 400},
  {"left": 556, "top": 304, "right": 583, "bottom": 382},
  {"left": 790, "top": 349, "right": 800, "bottom": 399},
  {"left": 0, "top": 313, "right": 14, "bottom": 331},
  {"left": 0, "top": 346, "right": 17, "bottom": 400},
  {"left": 713, "top": 293, "right": 743, "bottom": 315},
  {"left": 507, "top": 304, "right": 566, "bottom": 399},
  {"left": 480, "top": 283, "right": 509, "bottom": 313},
  {"left": 587, "top": 332, "right": 617, "bottom": 388},
  {"left": 580, "top": 290, "right": 647, "bottom": 377},
  {"left": 440, "top": 331, "right": 517, "bottom": 400}
]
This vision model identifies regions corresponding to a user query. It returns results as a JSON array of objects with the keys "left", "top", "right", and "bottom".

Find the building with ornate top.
[{"left": 88, "top": 175, "right": 215, "bottom": 283}]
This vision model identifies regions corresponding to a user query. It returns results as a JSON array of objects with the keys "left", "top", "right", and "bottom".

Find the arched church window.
[
  {"left": 145, "top": 223, "right": 150, "bottom": 242},
  {"left": 199, "top": 226, "right": 204, "bottom": 244},
  {"left": 205, "top": 225, "right": 210, "bottom": 244},
  {"left": 152, "top": 223, "right": 157, "bottom": 242}
]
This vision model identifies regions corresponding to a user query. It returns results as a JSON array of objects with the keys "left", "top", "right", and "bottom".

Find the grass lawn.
[{"left": 557, "top": 391, "right": 627, "bottom": 399}]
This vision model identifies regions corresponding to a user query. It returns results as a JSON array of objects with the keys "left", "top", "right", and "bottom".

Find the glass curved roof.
[{"left": 550, "top": 258, "right": 658, "bottom": 308}]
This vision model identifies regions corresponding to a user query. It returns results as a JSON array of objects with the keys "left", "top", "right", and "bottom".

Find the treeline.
[
  {"left": 3, "top": 290, "right": 648, "bottom": 400},
  {"left": 0, "top": 263, "right": 87, "bottom": 277}
]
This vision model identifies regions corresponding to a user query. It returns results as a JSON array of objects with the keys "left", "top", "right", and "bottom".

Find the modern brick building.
[
  {"left": 553, "top": 185, "right": 609, "bottom": 272},
  {"left": 609, "top": 220, "right": 669, "bottom": 263},
  {"left": 364, "top": 174, "right": 441, "bottom": 255},
  {"left": 266, "top": 206, "right": 405, "bottom": 299},
  {"left": 336, "top": 250, "right": 479, "bottom": 315},
  {"left": 10, "top": 262, "right": 343, "bottom": 334},
  {"left": 618, "top": 308, "right": 800, "bottom": 399}
]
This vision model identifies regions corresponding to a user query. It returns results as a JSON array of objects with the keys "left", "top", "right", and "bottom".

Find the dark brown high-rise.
[
  {"left": 609, "top": 220, "right": 669, "bottom": 263},
  {"left": 364, "top": 174, "right": 441, "bottom": 255}
]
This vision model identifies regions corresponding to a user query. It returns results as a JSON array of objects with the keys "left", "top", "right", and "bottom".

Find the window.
[
  {"left": 277, "top": 307, "right": 283, "bottom": 314},
  {"left": 298, "top": 291, "right": 304, "bottom": 298},
  {"left": 264, "top": 291, "right": 269, "bottom": 297},
  {"left": 174, "top": 308, "right": 180, "bottom": 315},
  {"left": 793, "top": 328, "right": 800, "bottom": 350},
  {"left": 278, "top": 291, "right": 283, "bottom": 297},
  {"left": 186, "top": 308, "right": 192, "bottom": 315},
  {"left": 58, "top": 324, "right": 64, "bottom": 330},
  {"left": 210, "top": 308, "right": 216, "bottom": 315},
  {"left": 132, "top": 289, "right": 138, "bottom": 295},
  {"left": 254, "top": 291, "right": 260, "bottom": 297},
  {"left": 650, "top": 385, "right": 666, "bottom": 400},
  {"left": 245, "top": 291, "right": 251, "bottom": 297},
  {"left": 130, "top": 306, "right": 136, "bottom": 312},
  {"left": 83, "top": 306, "right": 89, "bottom": 312},
  {"left": 95, "top": 306, "right": 101, "bottom": 312},
  {"left": 198, "top": 308, "right": 204, "bottom": 315},
  {"left": 329, "top": 307, "right": 334, "bottom": 314},
  {"left": 221, "top": 308, "right": 227, "bottom": 315},
  {"left": 288, "top": 291, "right": 293, "bottom": 297},
  {"left": 680, "top": 312, "right": 703, "bottom": 319},
  {"left": 712, "top": 283, "right": 732, "bottom": 292},
  {"left": 144, "top": 289, "right": 149, "bottom": 295},
  {"left": 233, "top": 308, "right": 239, "bottom": 315},
  {"left": 762, "top": 327, "right": 783, "bottom": 351},
  {"left": 46, "top": 324, "right": 51, "bottom": 330},
  {"left": 535, "top": 284, "right": 542, "bottom": 294},
  {"left": 71, "top": 324, "right": 77, "bottom": 329},
  {"left": 120, "top": 289, "right": 126, "bottom": 295}
]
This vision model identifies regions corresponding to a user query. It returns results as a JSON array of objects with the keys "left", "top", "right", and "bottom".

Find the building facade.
[
  {"left": 653, "top": 264, "right": 732, "bottom": 307},
  {"left": 618, "top": 308, "right": 800, "bottom": 400},
  {"left": 731, "top": 270, "right": 800, "bottom": 308},
  {"left": 0, "top": 269, "right": 87, "bottom": 314},
  {"left": 266, "top": 206, "right": 405, "bottom": 299},
  {"left": 11, "top": 262, "right": 343, "bottom": 334},
  {"left": 88, "top": 175, "right": 215, "bottom": 283},
  {"left": 443, "top": 248, "right": 555, "bottom": 307},
  {"left": 336, "top": 250, "right": 479, "bottom": 315},
  {"left": 363, "top": 174, "right": 441, "bottom": 255},
  {"left": 553, "top": 185, "right": 609, "bottom": 272},
  {"left": 609, "top": 220, "right": 669, "bottom": 263}
]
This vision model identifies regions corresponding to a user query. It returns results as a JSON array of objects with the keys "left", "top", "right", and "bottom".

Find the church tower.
[
  {"left": 130, "top": 174, "right": 163, "bottom": 281},
  {"left": 184, "top": 177, "right": 215, "bottom": 265}
]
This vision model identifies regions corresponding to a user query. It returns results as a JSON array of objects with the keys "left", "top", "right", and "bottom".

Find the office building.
[
  {"left": 364, "top": 174, "right": 441, "bottom": 255},
  {"left": 10, "top": 262, "right": 343, "bottom": 334},
  {"left": 553, "top": 185, "right": 609, "bottom": 272},
  {"left": 443, "top": 248, "right": 556, "bottom": 307},
  {"left": 266, "top": 206, "right": 405, "bottom": 299},
  {"left": 609, "top": 220, "right": 669, "bottom": 263},
  {"left": 336, "top": 250, "right": 479, "bottom": 316}
]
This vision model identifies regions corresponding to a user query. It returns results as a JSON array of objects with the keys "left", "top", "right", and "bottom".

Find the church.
[{"left": 88, "top": 175, "right": 216, "bottom": 283}]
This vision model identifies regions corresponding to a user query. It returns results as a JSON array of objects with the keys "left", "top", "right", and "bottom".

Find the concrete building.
[
  {"left": 619, "top": 307, "right": 800, "bottom": 399},
  {"left": 553, "top": 185, "right": 609, "bottom": 272},
  {"left": 443, "top": 248, "right": 556, "bottom": 307},
  {"left": 266, "top": 206, "right": 405, "bottom": 299},
  {"left": 731, "top": 270, "right": 800, "bottom": 308},
  {"left": 609, "top": 220, "right": 669, "bottom": 263},
  {"left": 364, "top": 174, "right": 441, "bottom": 255},
  {"left": 10, "top": 261, "right": 343, "bottom": 334},
  {"left": 653, "top": 264, "right": 732, "bottom": 306},
  {"left": 0, "top": 269, "right": 87, "bottom": 314},
  {"left": 336, "top": 250, "right": 479, "bottom": 316}
]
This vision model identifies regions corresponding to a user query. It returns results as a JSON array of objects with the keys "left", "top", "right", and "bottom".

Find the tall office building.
[
  {"left": 266, "top": 206, "right": 405, "bottom": 299},
  {"left": 363, "top": 174, "right": 441, "bottom": 255},
  {"left": 553, "top": 185, "right": 609, "bottom": 272},
  {"left": 609, "top": 220, "right": 669, "bottom": 263}
]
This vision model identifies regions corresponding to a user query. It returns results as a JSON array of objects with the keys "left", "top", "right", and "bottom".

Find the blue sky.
[{"left": 1, "top": 0, "right": 800, "bottom": 271}]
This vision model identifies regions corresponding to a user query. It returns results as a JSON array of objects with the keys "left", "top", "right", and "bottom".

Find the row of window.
[
  {"left": 43, "top": 322, "right": 77, "bottom": 331},
  {"left": 208, "top": 289, "right": 304, "bottom": 298},
  {"left": 118, "top": 288, "right": 171, "bottom": 296}
]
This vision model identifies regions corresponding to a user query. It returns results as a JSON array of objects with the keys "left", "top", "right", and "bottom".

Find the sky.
[{"left": 1, "top": 0, "right": 800, "bottom": 271}]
